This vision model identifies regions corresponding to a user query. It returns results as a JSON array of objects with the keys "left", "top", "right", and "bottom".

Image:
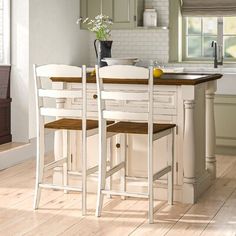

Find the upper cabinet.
[{"left": 80, "top": 0, "right": 144, "bottom": 29}]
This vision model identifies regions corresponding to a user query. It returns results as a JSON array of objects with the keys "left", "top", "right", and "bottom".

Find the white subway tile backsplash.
[{"left": 89, "top": 0, "right": 169, "bottom": 66}]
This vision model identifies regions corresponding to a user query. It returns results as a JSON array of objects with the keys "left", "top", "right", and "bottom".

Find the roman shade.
[{"left": 181, "top": 0, "right": 236, "bottom": 16}]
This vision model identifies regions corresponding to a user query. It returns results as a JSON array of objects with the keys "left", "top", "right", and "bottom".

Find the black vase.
[{"left": 94, "top": 40, "right": 113, "bottom": 67}]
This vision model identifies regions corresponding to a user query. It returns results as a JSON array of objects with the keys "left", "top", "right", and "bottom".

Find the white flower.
[{"left": 77, "top": 14, "right": 113, "bottom": 41}]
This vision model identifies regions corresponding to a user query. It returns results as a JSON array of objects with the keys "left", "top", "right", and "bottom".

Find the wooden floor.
[
  {"left": 0, "top": 142, "right": 26, "bottom": 152},
  {"left": 0, "top": 155, "right": 236, "bottom": 236}
]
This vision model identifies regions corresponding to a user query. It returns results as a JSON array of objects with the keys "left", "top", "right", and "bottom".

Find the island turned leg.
[
  {"left": 206, "top": 81, "right": 217, "bottom": 180},
  {"left": 183, "top": 100, "right": 197, "bottom": 204}
]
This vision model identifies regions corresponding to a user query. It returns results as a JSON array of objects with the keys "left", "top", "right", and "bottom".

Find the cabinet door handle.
[{"left": 93, "top": 94, "right": 98, "bottom": 99}]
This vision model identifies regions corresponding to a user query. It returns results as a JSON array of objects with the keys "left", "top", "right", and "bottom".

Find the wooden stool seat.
[
  {"left": 107, "top": 121, "right": 176, "bottom": 135},
  {"left": 45, "top": 118, "right": 113, "bottom": 131}
]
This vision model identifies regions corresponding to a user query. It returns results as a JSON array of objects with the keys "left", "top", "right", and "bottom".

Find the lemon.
[
  {"left": 153, "top": 68, "right": 163, "bottom": 78},
  {"left": 90, "top": 69, "right": 96, "bottom": 76}
]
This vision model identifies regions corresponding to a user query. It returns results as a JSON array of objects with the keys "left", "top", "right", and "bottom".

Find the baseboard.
[
  {"left": 0, "top": 133, "right": 54, "bottom": 170},
  {"left": 216, "top": 145, "right": 236, "bottom": 156}
]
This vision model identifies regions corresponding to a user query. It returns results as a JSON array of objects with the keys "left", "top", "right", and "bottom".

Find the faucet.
[{"left": 211, "top": 41, "right": 223, "bottom": 68}]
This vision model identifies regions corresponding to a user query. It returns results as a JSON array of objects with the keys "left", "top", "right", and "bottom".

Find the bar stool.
[
  {"left": 33, "top": 64, "right": 112, "bottom": 215},
  {"left": 95, "top": 65, "right": 176, "bottom": 223}
]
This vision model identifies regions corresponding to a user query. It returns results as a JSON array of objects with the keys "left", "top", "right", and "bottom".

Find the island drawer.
[
  {"left": 71, "top": 90, "right": 121, "bottom": 110},
  {"left": 124, "top": 91, "right": 177, "bottom": 115}
]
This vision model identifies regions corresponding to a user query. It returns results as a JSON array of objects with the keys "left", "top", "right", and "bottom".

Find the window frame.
[
  {"left": 1, "top": 0, "right": 10, "bottom": 65},
  {"left": 182, "top": 16, "right": 236, "bottom": 62}
]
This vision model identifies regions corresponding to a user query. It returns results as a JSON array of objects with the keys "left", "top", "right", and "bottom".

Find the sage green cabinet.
[{"left": 80, "top": 0, "right": 144, "bottom": 29}]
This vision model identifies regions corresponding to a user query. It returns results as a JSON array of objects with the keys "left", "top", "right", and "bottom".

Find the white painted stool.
[{"left": 95, "top": 65, "right": 176, "bottom": 223}]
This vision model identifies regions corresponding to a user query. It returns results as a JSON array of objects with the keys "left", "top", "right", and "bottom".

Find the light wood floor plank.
[
  {"left": 129, "top": 202, "right": 191, "bottom": 236},
  {"left": 0, "top": 189, "right": 64, "bottom": 235},
  {"left": 0, "top": 187, "right": 77, "bottom": 233},
  {"left": 0, "top": 159, "right": 34, "bottom": 182},
  {"left": 0, "top": 155, "right": 235, "bottom": 236},
  {"left": 25, "top": 193, "right": 125, "bottom": 236},
  {"left": 164, "top": 200, "right": 224, "bottom": 236},
  {"left": 0, "top": 142, "right": 26, "bottom": 152},
  {"left": 201, "top": 189, "right": 236, "bottom": 236},
  {"left": 215, "top": 155, "right": 236, "bottom": 178},
  {"left": 163, "top": 156, "right": 236, "bottom": 236},
  {"left": 93, "top": 200, "right": 164, "bottom": 236},
  {"left": 58, "top": 197, "right": 138, "bottom": 236}
]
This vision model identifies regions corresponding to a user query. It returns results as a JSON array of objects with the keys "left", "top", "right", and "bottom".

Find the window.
[
  {"left": 183, "top": 17, "right": 236, "bottom": 60},
  {"left": 0, "top": 0, "right": 10, "bottom": 64}
]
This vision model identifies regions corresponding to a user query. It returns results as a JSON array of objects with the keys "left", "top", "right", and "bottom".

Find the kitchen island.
[{"left": 51, "top": 72, "right": 222, "bottom": 204}]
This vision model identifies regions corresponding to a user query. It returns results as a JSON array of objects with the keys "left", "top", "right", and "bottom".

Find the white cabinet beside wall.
[
  {"left": 214, "top": 73, "right": 236, "bottom": 154},
  {"left": 215, "top": 94, "right": 236, "bottom": 152}
]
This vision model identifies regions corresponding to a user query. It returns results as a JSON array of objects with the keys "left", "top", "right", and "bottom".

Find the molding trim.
[
  {"left": 215, "top": 94, "right": 236, "bottom": 105},
  {"left": 216, "top": 146, "right": 236, "bottom": 156},
  {"left": 0, "top": 133, "right": 54, "bottom": 170}
]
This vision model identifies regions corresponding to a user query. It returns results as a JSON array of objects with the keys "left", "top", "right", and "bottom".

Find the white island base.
[{"left": 51, "top": 73, "right": 220, "bottom": 204}]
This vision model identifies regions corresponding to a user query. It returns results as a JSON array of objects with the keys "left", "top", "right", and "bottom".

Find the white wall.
[
  {"left": 11, "top": 0, "right": 89, "bottom": 142},
  {"left": 11, "top": 0, "right": 30, "bottom": 142},
  {"left": 28, "top": 0, "right": 89, "bottom": 139}
]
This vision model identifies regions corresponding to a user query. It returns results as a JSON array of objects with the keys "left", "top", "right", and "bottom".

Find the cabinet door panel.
[
  {"left": 114, "top": 0, "right": 130, "bottom": 22},
  {"left": 87, "top": 0, "right": 101, "bottom": 18},
  {"left": 102, "top": 0, "right": 113, "bottom": 18},
  {"left": 81, "top": 0, "right": 101, "bottom": 19},
  {"left": 81, "top": 0, "right": 143, "bottom": 29},
  {"left": 112, "top": 0, "right": 135, "bottom": 28}
]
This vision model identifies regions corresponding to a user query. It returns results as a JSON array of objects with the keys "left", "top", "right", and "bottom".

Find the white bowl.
[{"left": 102, "top": 57, "right": 138, "bottom": 66}]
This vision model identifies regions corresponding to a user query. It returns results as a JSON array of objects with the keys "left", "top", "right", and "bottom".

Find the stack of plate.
[{"left": 102, "top": 58, "right": 138, "bottom": 65}]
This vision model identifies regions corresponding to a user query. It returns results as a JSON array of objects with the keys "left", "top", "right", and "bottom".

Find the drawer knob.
[
  {"left": 93, "top": 94, "right": 98, "bottom": 99},
  {"left": 116, "top": 143, "right": 120, "bottom": 148}
]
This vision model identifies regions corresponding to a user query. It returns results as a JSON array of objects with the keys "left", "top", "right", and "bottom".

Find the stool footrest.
[
  {"left": 39, "top": 183, "right": 82, "bottom": 192},
  {"left": 44, "top": 158, "right": 67, "bottom": 171},
  {"left": 106, "top": 162, "right": 125, "bottom": 178},
  {"left": 102, "top": 190, "right": 149, "bottom": 199},
  {"left": 68, "top": 161, "right": 111, "bottom": 177},
  {"left": 153, "top": 165, "right": 171, "bottom": 181},
  {"left": 86, "top": 165, "right": 99, "bottom": 176}
]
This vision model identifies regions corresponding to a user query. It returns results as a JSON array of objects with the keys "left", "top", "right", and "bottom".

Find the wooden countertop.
[{"left": 50, "top": 73, "right": 222, "bottom": 86}]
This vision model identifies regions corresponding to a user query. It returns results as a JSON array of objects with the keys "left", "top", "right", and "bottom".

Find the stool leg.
[
  {"left": 33, "top": 125, "right": 45, "bottom": 209},
  {"left": 120, "top": 134, "right": 126, "bottom": 200},
  {"left": 168, "top": 129, "right": 175, "bottom": 205},
  {"left": 82, "top": 130, "right": 87, "bottom": 215},
  {"left": 107, "top": 137, "right": 113, "bottom": 199},
  {"left": 96, "top": 122, "right": 107, "bottom": 217},
  {"left": 63, "top": 130, "right": 68, "bottom": 194},
  {"left": 148, "top": 134, "right": 154, "bottom": 224}
]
